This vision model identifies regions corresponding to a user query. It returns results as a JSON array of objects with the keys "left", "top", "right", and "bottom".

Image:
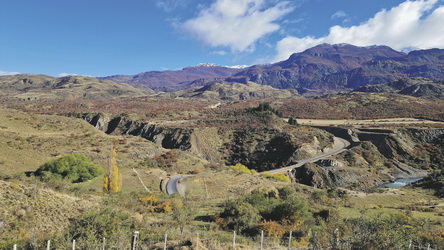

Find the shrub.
[
  {"left": 269, "top": 196, "right": 311, "bottom": 223},
  {"left": 259, "top": 220, "right": 285, "bottom": 238},
  {"left": 260, "top": 172, "right": 273, "bottom": 178},
  {"left": 139, "top": 195, "right": 159, "bottom": 206},
  {"left": 35, "top": 154, "right": 103, "bottom": 183},
  {"left": 270, "top": 174, "right": 291, "bottom": 183},
  {"left": 229, "top": 163, "right": 257, "bottom": 175},
  {"left": 220, "top": 200, "right": 261, "bottom": 234},
  {"left": 260, "top": 172, "right": 291, "bottom": 183},
  {"left": 57, "top": 208, "right": 131, "bottom": 247},
  {"left": 311, "top": 190, "right": 327, "bottom": 203},
  {"left": 156, "top": 200, "right": 173, "bottom": 213}
]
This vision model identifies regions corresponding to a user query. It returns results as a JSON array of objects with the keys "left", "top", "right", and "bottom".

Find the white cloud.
[
  {"left": 181, "top": 0, "right": 294, "bottom": 52},
  {"left": 156, "top": 0, "right": 187, "bottom": 12},
  {"left": 211, "top": 50, "right": 228, "bottom": 56},
  {"left": 274, "top": 0, "right": 444, "bottom": 61},
  {"left": 331, "top": 10, "right": 347, "bottom": 19},
  {"left": 0, "top": 70, "right": 20, "bottom": 76}
]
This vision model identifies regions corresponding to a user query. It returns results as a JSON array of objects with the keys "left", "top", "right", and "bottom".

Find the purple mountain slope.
[
  {"left": 101, "top": 44, "right": 444, "bottom": 95},
  {"left": 99, "top": 64, "right": 247, "bottom": 92}
]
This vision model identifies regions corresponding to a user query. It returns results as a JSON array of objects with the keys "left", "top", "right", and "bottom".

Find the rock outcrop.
[
  {"left": 406, "top": 128, "right": 444, "bottom": 144},
  {"left": 289, "top": 162, "right": 389, "bottom": 189},
  {"left": 289, "top": 127, "right": 434, "bottom": 189},
  {"left": 80, "top": 113, "right": 333, "bottom": 171}
]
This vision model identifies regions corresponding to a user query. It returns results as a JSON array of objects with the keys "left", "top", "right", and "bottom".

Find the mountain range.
[
  {"left": 99, "top": 63, "right": 246, "bottom": 92},
  {"left": 101, "top": 44, "right": 444, "bottom": 95}
]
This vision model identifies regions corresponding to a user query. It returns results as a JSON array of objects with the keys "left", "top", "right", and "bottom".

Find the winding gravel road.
[
  {"left": 166, "top": 175, "right": 190, "bottom": 196},
  {"left": 265, "top": 137, "right": 350, "bottom": 174},
  {"left": 166, "top": 137, "right": 350, "bottom": 195}
]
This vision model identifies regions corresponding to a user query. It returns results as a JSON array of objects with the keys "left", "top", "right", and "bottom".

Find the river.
[{"left": 379, "top": 177, "right": 424, "bottom": 188}]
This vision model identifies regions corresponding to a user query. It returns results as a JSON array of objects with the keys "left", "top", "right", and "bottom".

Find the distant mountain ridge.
[
  {"left": 99, "top": 64, "right": 247, "bottom": 92},
  {"left": 0, "top": 74, "right": 151, "bottom": 100},
  {"left": 100, "top": 44, "right": 444, "bottom": 95},
  {"left": 158, "top": 81, "right": 299, "bottom": 101}
]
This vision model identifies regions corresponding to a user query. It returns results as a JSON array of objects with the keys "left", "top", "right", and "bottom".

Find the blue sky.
[{"left": 1, "top": 0, "right": 443, "bottom": 77}]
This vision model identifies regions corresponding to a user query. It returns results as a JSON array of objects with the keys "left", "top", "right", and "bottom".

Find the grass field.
[{"left": 0, "top": 107, "right": 209, "bottom": 195}]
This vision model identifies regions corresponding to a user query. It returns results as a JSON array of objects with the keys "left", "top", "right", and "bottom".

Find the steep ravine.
[
  {"left": 79, "top": 113, "right": 441, "bottom": 190},
  {"left": 288, "top": 127, "right": 442, "bottom": 190},
  {"left": 78, "top": 113, "right": 334, "bottom": 171}
]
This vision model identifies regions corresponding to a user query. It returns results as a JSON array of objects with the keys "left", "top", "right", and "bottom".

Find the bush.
[
  {"left": 35, "top": 154, "right": 103, "bottom": 183},
  {"left": 220, "top": 200, "right": 261, "bottom": 234},
  {"left": 260, "top": 172, "right": 273, "bottom": 178},
  {"left": 260, "top": 172, "right": 291, "bottom": 183},
  {"left": 270, "top": 174, "right": 291, "bottom": 183},
  {"left": 56, "top": 208, "right": 132, "bottom": 248},
  {"left": 229, "top": 163, "right": 257, "bottom": 175},
  {"left": 269, "top": 196, "right": 311, "bottom": 223}
]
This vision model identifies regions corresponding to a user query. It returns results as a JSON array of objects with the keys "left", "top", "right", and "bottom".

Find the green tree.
[
  {"left": 172, "top": 200, "right": 196, "bottom": 235},
  {"left": 221, "top": 200, "right": 261, "bottom": 234},
  {"left": 35, "top": 154, "right": 103, "bottom": 183},
  {"left": 269, "top": 196, "right": 311, "bottom": 223}
]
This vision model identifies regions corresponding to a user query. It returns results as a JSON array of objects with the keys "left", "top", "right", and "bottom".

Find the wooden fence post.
[
  {"left": 103, "top": 238, "right": 106, "bottom": 250},
  {"left": 164, "top": 234, "right": 167, "bottom": 250},
  {"left": 132, "top": 231, "right": 139, "bottom": 250},
  {"left": 260, "top": 230, "right": 263, "bottom": 250},
  {"left": 232, "top": 231, "right": 236, "bottom": 250},
  {"left": 333, "top": 228, "right": 339, "bottom": 249},
  {"left": 72, "top": 239, "right": 76, "bottom": 250},
  {"left": 13, "top": 244, "right": 17, "bottom": 250},
  {"left": 288, "top": 230, "right": 292, "bottom": 250},
  {"left": 196, "top": 232, "right": 199, "bottom": 250}
]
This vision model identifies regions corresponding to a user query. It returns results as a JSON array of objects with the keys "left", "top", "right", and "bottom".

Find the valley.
[{"left": 0, "top": 44, "right": 444, "bottom": 249}]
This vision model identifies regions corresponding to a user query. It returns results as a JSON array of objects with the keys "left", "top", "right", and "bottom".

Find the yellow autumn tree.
[{"left": 103, "top": 146, "right": 122, "bottom": 192}]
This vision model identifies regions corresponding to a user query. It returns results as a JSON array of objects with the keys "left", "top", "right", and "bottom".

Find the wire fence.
[{"left": 11, "top": 230, "right": 439, "bottom": 250}]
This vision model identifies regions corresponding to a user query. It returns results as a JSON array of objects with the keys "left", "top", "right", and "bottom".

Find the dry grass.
[
  {"left": 0, "top": 107, "right": 208, "bottom": 194},
  {"left": 0, "top": 179, "right": 98, "bottom": 240},
  {"left": 337, "top": 187, "right": 444, "bottom": 229},
  {"left": 295, "top": 118, "right": 444, "bottom": 127}
]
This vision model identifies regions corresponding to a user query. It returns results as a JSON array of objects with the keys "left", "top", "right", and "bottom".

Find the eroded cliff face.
[
  {"left": 288, "top": 127, "right": 437, "bottom": 190},
  {"left": 290, "top": 162, "right": 388, "bottom": 189},
  {"left": 83, "top": 113, "right": 193, "bottom": 150},
  {"left": 80, "top": 113, "right": 333, "bottom": 171},
  {"left": 406, "top": 128, "right": 444, "bottom": 144}
]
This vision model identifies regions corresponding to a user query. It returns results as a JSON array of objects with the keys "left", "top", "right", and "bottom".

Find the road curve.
[
  {"left": 265, "top": 137, "right": 350, "bottom": 174},
  {"left": 166, "top": 175, "right": 191, "bottom": 196},
  {"left": 166, "top": 137, "right": 350, "bottom": 195}
]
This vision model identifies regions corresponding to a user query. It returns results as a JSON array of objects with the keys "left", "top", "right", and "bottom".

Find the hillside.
[
  {"left": 159, "top": 81, "right": 300, "bottom": 101},
  {"left": 354, "top": 77, "right": 444, "bottom": 99},
  {"left": 278, "top": 92, "right": 444, "bottom": 121},
  {"left": 0, "top": 74, "right": 153, "bottom": 101},
  {"left": 1, "top": 98, "right": 444, "bottom": 249}
]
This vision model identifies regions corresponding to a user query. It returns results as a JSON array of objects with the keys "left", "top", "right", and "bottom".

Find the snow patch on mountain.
[{"left": 185, "top": 63, "right": 250, "bottom": 69}]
